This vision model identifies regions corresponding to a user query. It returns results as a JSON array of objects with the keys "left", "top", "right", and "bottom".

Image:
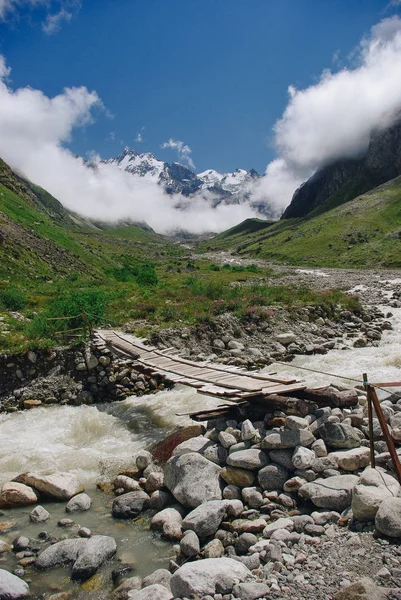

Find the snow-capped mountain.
[{"left": 106, "top": 148, "right": 264, "bottom": 207}]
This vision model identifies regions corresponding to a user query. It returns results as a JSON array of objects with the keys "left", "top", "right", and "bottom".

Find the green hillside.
[{"left": 203, "top": 177, "right": 401, "bottom": 268}]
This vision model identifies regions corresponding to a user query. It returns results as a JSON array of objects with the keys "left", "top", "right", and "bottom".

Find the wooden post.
[
  {"left": 363, "top": 373, "right": 376, "bottom": 469},
  {"left": 369, "top": 385, "right": 401, "bottom": 485},
  {"left": 82, "top": 311, "right": 92, "bottom": 337}
]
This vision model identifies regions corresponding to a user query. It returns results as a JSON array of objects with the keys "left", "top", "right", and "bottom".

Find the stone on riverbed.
[
  {"left": 172, "top": 436, "right": 213, "bottom": 457},
  {"left": 299, "top": 475, "right": 358, "bottom": 511},
  {"left": 170, "top": 557, "right": 253, "bottom": 597},
  {"left": 180, "top": 530, "right": 200, "bottom": 557},
  {"left": 221, "top": 467, "right": 255, "bottom": 487},
  {"left": 35, "top": 535, "right": 117, "bottom": 581},
  {"left": 113, "top": 476, "right": 140, "bottom": 493},
  {"left": 352, "top": 467, "right": 400, "bottom": 521},
  {"left": 232, "top": 582, "right": 271, "bottom": 600},
  {"left": 375, "top": 497, "right": 401, "bottom": 537},
  {"left": 226, "top": 449, "right": 268, "bottom": 470},
  {"left": 0, "top": 482, "right": 38, "bottom": 509},
  {"left": 29, "top": 505, "right": 50, "bottom": 523},
  {"left": 331, "top": 447, "right": 370, "bottom": 471},
  {"left": 13, "top": 472, "right": 83, "bottom": 501},
  {"left": 182, "top": 500, "right": 227, "bottom": 538},
  {"left": 258, "top": 463, "right": 289, "bottom": 491},
  {"left": 112, "top": 491, "right": 150, "bottom": 519},
  {"left": 127, "top": 584, "right": 173, "bottom": 600},
  {"left": 0, "top": 569, "right": 30, "bottom": 599},
  {"left": 164, "top": 453, "right": 222, "bottom": 508},
  {"left": 261, "top": 429, "right": 315, "bottom": 449},
  {"left": 318, "top": 423, "right": 361, "bottom": 449},
  {"left": 142, "top": 569, "right": 172, "bottom": 591},
  {"left": 66, "top": 493, "right": 92, "bottom": 513},
  {"left": 151, "top": 505, "right": 185, "bottom": 540}
]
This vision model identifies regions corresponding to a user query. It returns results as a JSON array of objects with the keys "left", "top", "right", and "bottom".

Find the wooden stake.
[
  {"left": 369, "top": 385, "right": 401, "bottom": 485},
  {"left": 363, "top": 373, "right": 376, "bottom": 469}
]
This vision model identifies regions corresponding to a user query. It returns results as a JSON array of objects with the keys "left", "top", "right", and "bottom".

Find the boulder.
[
  {"left": 331, "top": 447, "right": 370, "bottom": 471},
  {"left": 292, "top": 446, "right": 316, "bottom": 469},
  {"left": 182, "top": 500, "right": 227, "bottom": 538},
  {"left": 164, "top": 453, "right": 222, "bottom": 508},
  {"left": 202, "top": 444, "right": 228, "bottom": 466},
  {"left": 180, "top": 530, "right": 200, "bottom": 557},
  {"left": 0, "top": 482, "right": 38, "bottom": 509},
  {"left": 0, "top": 541, "right": 10, "bottom": 554},
  {"left": 170, "top": 557, "right": 253, "bottom": 597},
  {"left": 29, "top": 505, "right": 50, "bottom": 523},
  {"left": 241, "top": 420, "right": 258, "bottom": 441},
  {"left": 151, "top": 425, "right": 205, "bottom": 463},
  {"left": 66, "top": 493, "right": 92, "bottom": 513},
  {"left": 149, "top": 490, "right": 174, "bottom": 511},
  {"left": 226, "top": 449, "right": 268, "bottom": 470},
  {"left": 144, "top": 472, "right": 164, "bottom": 494},
  {"left": 263, "top": 517, "right": 294, "bottom": 538},
  {"left": 221, "top": 467, "right": 255, "bottom": 488},
  {"left": 375, "top": 497, "right": 401, "bottom": 537},
  {"left": 14, "top": 472, "right": 83, "bottom": 501},
  {"left": 0, "top": 569, "right": 30, "bottom": 599},
  {"left": 334, "top": 577, "right": 393, "bottom": 600},
  {"left": 112, "top": 491, "right": 150, "bottom": 519},
  {"left": 172, "top": 436, "right": 214, "bottom": 457},
  {"left": 35, "top": 535, "right": 116, "bottom": 580},
  {"left": 230, "top": 519, "right": 267, "bottom": 534},
  {"left": 136, "top": 450, "right": 153, "bottom": 471},
  {"left": 352, "top": 467, "right": 400, "bottom": 521},
  {"left": 142, "top": 569, "right": 171, "bottom": 591},
  {"left": 151, "top": 505, "right": 185, "bottom": 540},
  {"left": 218, "top": 432, "right": 237, "bottom": 448},
  {"left": 113, "top": 576, "right": 143, "bottom": 599},
  {"left": 299, "top": 475, "right": 358, "bottom": 511},
  {"left": 268, "top": 449, "right": 294, "bottom": 470},
  {"left": 127, "top": 584, "right": 172, "bottom": 600},
  {"left": 114, "top": 476, "right": 140, "bottom": 492},
  {"left": 261, "top": 429, "right": 315, "bottom": 449},
  {"left": 203, "top": 538, "right": 224, "bottom": 558},
  {"left": 258, "top": 463, "right": 289, "bottom": 491},
  {"left": 232, "top": 582, "right": 271, "bottom": 600},
  {"left": 286, "top": 416, "right": 309, "bottom": 430},
  {"left": 318, "top": 423, "right": 361, "bottom": 449}
]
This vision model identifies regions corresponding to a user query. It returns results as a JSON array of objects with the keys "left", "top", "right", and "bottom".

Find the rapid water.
[{"left": 0, "top": 275, "right": 400, "bottom": 596}]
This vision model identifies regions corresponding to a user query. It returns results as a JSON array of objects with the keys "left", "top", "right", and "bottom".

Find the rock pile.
[
  {"left": 108, "top": 387, "right": 401, "bottom": 599},
  {"left": 147, "top": 303, "right": 392, "bottom": 368},
  {"left": 0, "top": 340, "right": 170, "bottom": 413}
]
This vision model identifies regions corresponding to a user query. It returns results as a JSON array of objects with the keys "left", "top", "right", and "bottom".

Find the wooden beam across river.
[{"left": 95, "top": 329, "right": 307, "bottom": 403}]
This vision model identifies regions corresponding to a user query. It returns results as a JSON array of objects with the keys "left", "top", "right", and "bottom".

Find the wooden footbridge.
[{"left": 95, "top": 329, "right": 306, "bottom": 406}]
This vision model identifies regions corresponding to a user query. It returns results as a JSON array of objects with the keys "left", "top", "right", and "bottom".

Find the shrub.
[{"left": 0, "top": 288, "right": 26, "bottom": 311}]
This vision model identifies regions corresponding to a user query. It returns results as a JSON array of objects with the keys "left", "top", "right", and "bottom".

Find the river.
[{"left": 0, "top": 275, "right": 400, "bottom": 596}]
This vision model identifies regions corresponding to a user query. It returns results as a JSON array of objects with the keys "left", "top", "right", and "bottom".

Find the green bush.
[
  {"left": 136, "top": 263, "right": 158, "bottom": 287},
  {"left": 0, "top": 288, "right": 26, "bottom": 311},
  {"left": 46, "top": 289, "right": 108, "bottom": 331}
]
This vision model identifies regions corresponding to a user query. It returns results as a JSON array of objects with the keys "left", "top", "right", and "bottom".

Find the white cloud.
[
  {"left": 161, "top": 138, "right": 195, "bottom": 169},
  {"left": 0, "top": 56, "right": 258, "bottom": 234},
  {"left": 0, "top": 0, "right": 81, "bottom": 33},
  {"left": 42, "top": 8, "right": 73, "bottom": 34},
  {"left": 135, "top": 127, "right": 145, "bottom": 143},
  {"left": 252, "top": 16, "right": 401, "bottom": 213}
]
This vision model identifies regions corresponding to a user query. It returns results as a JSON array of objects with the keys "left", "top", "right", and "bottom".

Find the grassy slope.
[{"left": 203, "top": 177, "right": 401, "bottom": 268}]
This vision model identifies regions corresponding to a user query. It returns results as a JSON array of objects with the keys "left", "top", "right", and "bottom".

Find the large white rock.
[
  {"left": 66, "top": 492, "right": 92, "bottom": 513},
  {"left": 292, "top": 446, "right": 316, "bottom": 469},
  {"left": 14, "top": 472, "right": 83, "bottom": 501},
  {"left": 262, "top": 517, "right": 294, "bottom": 538},
  {"left": 0, "top": 569, "right": 29, "bottom": 599},
  {"left": 151, "top": 505, "right": 185, "bottom": 540},
  {"left": 331, "top": 447, "right": 370, "bottom": 471},
  {"left": 182, "top": 500, "right": 227, "bottom": 538},
  {"left": 164, "top": 453, "right": 222, "bottom": 508},
  {"left": 35, "top": 535, "right": 116, "bottom": 580},
  {"left": 375, "top": 497, "right": 401, "bottom": 537},
  {"left": 128, "top": 584, "right": 173, "bottom": 600},
  {"left": 170, "top": 557, "right": 253, "bottom": 597},
  {"left": 298, "top": 475, "right": 358, "bottom": 511},
  {"left": 261, "top": 429, "right": 315, "bottom": 449},
  {"left": 226, "top": 450, "right": 268, "bottom": 470},
  {"left": 352, "top": 467, "right": 400, "bottom": 522},
  {"left": 172, "top": 436, "right": 214, "bottom": 457},
  {"left": 0, "top": 482, "right": 38, "bottom": 508}
]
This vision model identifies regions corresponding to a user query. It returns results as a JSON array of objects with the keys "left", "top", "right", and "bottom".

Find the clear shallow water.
[{"left": 1, "top": 279, "right": 401, "bottom": 595}]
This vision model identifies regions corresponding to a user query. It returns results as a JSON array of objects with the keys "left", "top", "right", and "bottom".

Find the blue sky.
[{"left": 0, "top": 0, "right": 400, "bottom": 175}]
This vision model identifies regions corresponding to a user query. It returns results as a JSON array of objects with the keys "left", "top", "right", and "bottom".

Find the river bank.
[{"left": 1, "top": 267, "right": 401, "bottom": 600}]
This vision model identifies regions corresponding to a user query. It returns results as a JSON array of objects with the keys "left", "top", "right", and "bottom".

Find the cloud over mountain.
[{"left": 252, "top": 16, "right": 401, "bottom": 212}]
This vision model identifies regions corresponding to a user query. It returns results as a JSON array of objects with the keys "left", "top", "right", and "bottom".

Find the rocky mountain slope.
[
  {"left": 105, "top": 148, "right": 263, "bottom": 209},
  {"left": 203, "top": 175, "right": 401, "bottom": 268},
  {"left": 0, "top": 158, "right": 179, "bottom": 283},
  {"left": 283, "top": 120, "right": 401, "bottom": 219}
]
